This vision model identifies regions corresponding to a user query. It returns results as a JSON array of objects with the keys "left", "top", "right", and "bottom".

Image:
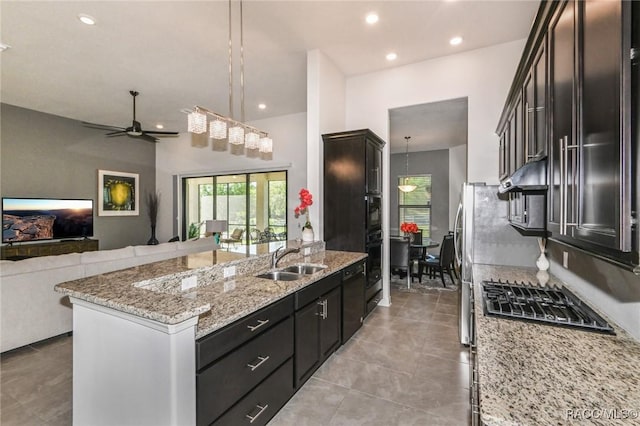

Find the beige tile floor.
[{"left": 0, "top": 287, "right": 469, "bottom": 426}]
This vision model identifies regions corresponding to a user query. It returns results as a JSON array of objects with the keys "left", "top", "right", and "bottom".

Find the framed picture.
[{"left": 98, "top": 170, "right": 139, "bottom": 216}]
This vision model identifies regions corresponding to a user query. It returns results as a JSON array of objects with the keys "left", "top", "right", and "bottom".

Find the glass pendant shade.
[
  {"left": 398, "top": 136, "right": 416, "bottom": 192},
  {"left": 187, "top": 110, "right": 207, "bottom": 134},
  {"left": 245, "top": 131, "right": 260, "bottom": 149},
  {"left": 209, "top": 119, "right": 227, "bottom": 139},
  {"left": 259, "top": 136, "right": 273, "bottom": 153},
  {"left": 228, "top": 126, "right": 245, "bottom": 145}
]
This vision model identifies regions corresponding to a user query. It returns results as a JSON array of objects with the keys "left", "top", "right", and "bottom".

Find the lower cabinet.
[
  {"left": 196, "top": 264, "right": 360, "bottom": 425},
  {"left": 294, "top": 273, "right": 342, "bottom": 388}
]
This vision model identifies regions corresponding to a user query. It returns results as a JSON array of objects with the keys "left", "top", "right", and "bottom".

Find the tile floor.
[{"left": 0, "top": 287, "right": 469, "bottom": 426}]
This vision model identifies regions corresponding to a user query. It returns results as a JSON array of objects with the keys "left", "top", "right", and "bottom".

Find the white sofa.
[{"left": 0, "top": 237, "right": 218, "bottom": 353}]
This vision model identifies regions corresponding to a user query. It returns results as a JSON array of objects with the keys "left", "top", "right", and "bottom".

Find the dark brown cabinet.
[
  {"left": 548, "top": 0, "right": 635, "bottom": 260},
  {"left": 196, "top": 296, "right": 295, "bottom": 426},
  {"left": 1, "top": 239, "right": 98, "bottom": 260},
  {"left": 294, "top": 273, "right": 342, "bottom": 388},
  {"left": 497, "top": 0, "right": 638, "bottom": 267},
  {"left": 323, "top": 129, "right": 386, "bottom": 316}
]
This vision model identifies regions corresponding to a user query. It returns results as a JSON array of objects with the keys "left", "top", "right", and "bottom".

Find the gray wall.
[
  {"left": 1, "top": 104, "right": 156, "bottom": 250},
  {"left": 390, "top": 149, "right": 449, "bottom": 245}
]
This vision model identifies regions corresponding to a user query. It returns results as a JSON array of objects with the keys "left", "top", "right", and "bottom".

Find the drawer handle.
[
  {"left": 246, "top": 403, "right": 269, "bottom": 423},
  {"left": 246, "top": 319, "right": 269, "bottom": 332},
  {"left": 247, "top": 355, "right": 270, "bottom": 372}
]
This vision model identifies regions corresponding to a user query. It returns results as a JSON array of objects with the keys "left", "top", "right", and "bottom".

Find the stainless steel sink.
[
  {"left": 280, "top": 264, "right": 328, "bottom": 275},
  {"left": 256, "top": 271, "right": 303, "bottom": 281}
]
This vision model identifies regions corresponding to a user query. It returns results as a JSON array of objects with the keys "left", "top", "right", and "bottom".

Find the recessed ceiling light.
[
  {"left": 386, "top": 52, "right": 397, "bottom": 61},
  {"left": 450, "top": 36, "right": 463, "bottom": 46},
  {"left": 0, "top": 43, "right": 10, "bottom": 52},
  {"left": 156, "top": 124, "right": 164, "bottom": 129},
  {"left": 366, "top": 13, "right": 379, "bottom": 25},
  {"left": 78, "top": 14, "right": 96, "bottom": 25},
  {"left": 258, "top": 103, "right": 266, "bottom": 110}
]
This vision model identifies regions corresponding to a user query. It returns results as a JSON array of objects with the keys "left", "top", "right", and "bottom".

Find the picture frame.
[{"left": 98, "top": 170, "right": 139, "bottom": 216}]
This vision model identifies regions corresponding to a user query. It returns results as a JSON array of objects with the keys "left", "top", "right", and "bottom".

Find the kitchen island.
[
  {"left": 55, "top": 240, "right": 367, "bottom": 426},
  {"left": 473, "top": 265, "right": 640, "bottom": 426}
]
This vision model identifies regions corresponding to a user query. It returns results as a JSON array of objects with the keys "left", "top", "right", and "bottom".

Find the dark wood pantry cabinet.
[{"left": 323, "top": 129, "right": 386, "bottom": 316}]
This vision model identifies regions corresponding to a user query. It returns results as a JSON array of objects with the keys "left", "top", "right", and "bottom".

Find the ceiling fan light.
[
  {"left": 209, "top": 118, "right": 227, "bottom": 139},
  {"left": 187, "top": 110, "right": 207, "bottom": 134},
  {"left": 259, "top": 136, "right": 273, "bottom": 153},
  {"left": 245, "top": 131, "right": 260, "bottom": 149},
  {"left": 228, "top": 126, "right": 245, "bottom": 145}
]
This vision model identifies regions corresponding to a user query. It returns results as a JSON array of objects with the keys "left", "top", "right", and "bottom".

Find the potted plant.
[
  {"left": 146, "top": 191, "right": 160, "bottom": 245},
  {"left": 294, "top": 188, "right": 314, "bottom": 242}
]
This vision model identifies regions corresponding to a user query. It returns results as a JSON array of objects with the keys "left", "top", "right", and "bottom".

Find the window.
[
  {"left": 183, "top": 171, "right": 287, "bottom": 243},
  {"left": 398, "top": 175, "right": 432, "bottom": 237}
]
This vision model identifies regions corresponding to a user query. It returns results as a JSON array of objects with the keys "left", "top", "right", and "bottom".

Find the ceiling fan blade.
[
  {"left": 138, "top": 133, "right": 159, "bottom": 143},
  {"left": 142, "top": 130, "right": 179, "bottom": 135},
  {"left": 105, "top": 130, "right": 126, "bottom": 136},
  {"left": 82, "top": 121, "right": 126, "bottom": 132}
]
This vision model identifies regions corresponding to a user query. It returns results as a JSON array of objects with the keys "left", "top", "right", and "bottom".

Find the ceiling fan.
[{"left": 82, "top": 90, "right": 179, "bottom": 143}]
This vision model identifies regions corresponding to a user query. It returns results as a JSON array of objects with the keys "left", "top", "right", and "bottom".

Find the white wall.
[
  {"left": 155, "top": 112, "right": 307, "bottom": 243},
  {"left": 345, "top": 39, "right": 525, "bottom": 184},
  {"left": 306, "top": 50, "right": 346, "bottom": 241},
  {"left": 449, "top": 144, "right": 467, "bottom": 229},
  {"left": 345, "top": 39, "right": 525, "bottom": 306}
]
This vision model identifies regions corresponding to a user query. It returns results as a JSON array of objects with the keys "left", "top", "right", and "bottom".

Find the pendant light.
[
  {"left": 186, "top": 0, "right": 273, "bottom": 154},
  {"left": 398, "top": 136, "right": 417, "bottom": 192}
]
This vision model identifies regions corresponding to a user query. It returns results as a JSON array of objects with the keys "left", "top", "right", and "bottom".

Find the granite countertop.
[
  {"left": 473, "top": 264, "right": 640, "bottom": 426},
  {"left": 55, "top": 244, "right": 366, "bottom": 339}
]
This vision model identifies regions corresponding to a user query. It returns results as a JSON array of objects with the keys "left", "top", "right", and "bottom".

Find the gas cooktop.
[{"left": 482, "top": 279, "right": 615, "bottom": 335}]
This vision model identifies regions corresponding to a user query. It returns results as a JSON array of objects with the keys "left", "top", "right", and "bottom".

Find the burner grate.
[{"left": 482, "top": 279, "right": 615, "bottom": 334}]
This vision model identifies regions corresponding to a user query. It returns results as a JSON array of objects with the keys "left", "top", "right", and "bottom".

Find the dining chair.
[
  {"left": 418, "top": 234, "right": 455, "bottom": 287},
  {"left": 390, "top": 237, "right": 412, "bottom": 288},
  {"left": 220, "top": 228, "right": 244, "bottom": 247}
]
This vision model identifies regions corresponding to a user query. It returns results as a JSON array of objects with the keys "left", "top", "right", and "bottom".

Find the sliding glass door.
[{"left": 183, "top": 171, "right": 287, "bottom": 244}]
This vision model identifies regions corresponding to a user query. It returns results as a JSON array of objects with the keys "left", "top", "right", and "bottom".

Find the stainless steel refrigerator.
[{"left": 455, "top": 183, "right": 540, "bottom": 345}]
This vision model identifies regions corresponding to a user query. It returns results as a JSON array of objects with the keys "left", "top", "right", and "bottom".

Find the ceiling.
[{"left": 1, "top": 1, "right": 539, "bottom": 150}]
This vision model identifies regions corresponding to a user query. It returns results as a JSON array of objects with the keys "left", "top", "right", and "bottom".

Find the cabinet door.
[
  {"left": 524, "top": 72, "right": 536, "bottom": 163},
  {"left": 320, "top": 285, "right": 342, "bottom": 360},
  {"left": 498, "top": 131, "right": 508, "bottom": 181},
  {"left": 574, "top": 0, "right": 631, "bottom": 252},
  {"left": 548, "top": 0, "right": 575, "bottom": 238},
  {"left": 366, "top": 140, "right": 382, "bottom": 195},
  {"left": 533, "top": 41, "right": 548, "bottom": 160},
  {"left": 514, "top": 93, "right": 525, "bottom": 171},
  {"left": 294, "top": 301, "right": 320, "bottom": 388}
]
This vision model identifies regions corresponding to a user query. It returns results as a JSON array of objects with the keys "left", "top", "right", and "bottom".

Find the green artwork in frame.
[{"left": 98, "top": 170, "right": 139, "bottom": 216}]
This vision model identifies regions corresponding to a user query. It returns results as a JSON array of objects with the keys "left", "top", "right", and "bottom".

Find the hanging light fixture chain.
[
  {"left": 228, "top": 0, "right": 234, "bottom": 119},
  {"left": 240, "top": 0, "right": 245, "bottom": 124}
]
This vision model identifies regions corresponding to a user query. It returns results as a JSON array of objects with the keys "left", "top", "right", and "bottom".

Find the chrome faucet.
[{"left": 271, "top": 246, "right": 300, "bottom": 268}]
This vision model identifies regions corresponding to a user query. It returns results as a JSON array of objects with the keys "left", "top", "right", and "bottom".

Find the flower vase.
[
  {"left": 302, "top": 227, "right": 314, "bottom": 242},
  {"left": 147, "top": 225, "right": 159, "bottom": 245},
  {"left": 536, "top": 238, "right": 549, "bottom": 271},
  {"left": 404, "top": 232, "right": 414, "bottom": 243}
]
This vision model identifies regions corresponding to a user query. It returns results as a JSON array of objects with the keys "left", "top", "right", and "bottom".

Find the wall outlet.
[
  {"left": 223, "top": 266, "right": 236, "bottom": 279},
  {"left": 303, "top": 247, "right": 311, "bottom": 256},
  {"left": 181, "top": 275, "right": 197, "bottom": 291},
  {"left": 562, "top": 251, "right": 569, "bottom": 269}
]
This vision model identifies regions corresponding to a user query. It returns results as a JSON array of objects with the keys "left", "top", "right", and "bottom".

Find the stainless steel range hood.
[{"left": 498, "top": 158, "right": 547, "bottom": 194}]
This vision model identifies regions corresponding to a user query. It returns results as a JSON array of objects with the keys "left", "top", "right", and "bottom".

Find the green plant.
[{"left": 188, "top": 222, "right": 200, "bottom": 239}]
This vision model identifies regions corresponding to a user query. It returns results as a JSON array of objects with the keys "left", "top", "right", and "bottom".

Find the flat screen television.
[{"left": 2, "top": 198, "right": 94, "bottom": 243}]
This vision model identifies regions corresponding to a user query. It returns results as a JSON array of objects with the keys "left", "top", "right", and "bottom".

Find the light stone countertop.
[
  {"left": 473, "top": 264, "right": 640, "bottom": 426},
  {"left": 55, "top": 242, "right": 367, "bottom": 339}
]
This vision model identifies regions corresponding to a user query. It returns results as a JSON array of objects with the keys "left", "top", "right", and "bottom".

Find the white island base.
[{"left": 70, "top": 297, "right": 197, "bottom": 426}]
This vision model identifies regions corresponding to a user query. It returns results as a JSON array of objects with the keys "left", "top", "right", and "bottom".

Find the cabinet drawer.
[
  {"left": 197, "top": 316, "right": 293, "bottom": 425},
  {"left": 196, "top": 295, "right": 294, "bottom": 370},
  {"left": 295, "top": 272, "right": 341, "bottom": 309},
  {"left": 213, "top": 358, "right": 294, "bottom": 426}
]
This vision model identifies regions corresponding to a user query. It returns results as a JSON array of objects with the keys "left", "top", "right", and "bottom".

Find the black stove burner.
[{"left": 482, "top": 279, "right": 615, "bottom": 334}]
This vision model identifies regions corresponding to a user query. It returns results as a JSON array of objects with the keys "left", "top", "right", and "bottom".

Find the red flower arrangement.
[
  {"left": 400, "top": 222, "right": 419, "bottom": 234},
  {"left": 294, "top": 188, "right": 313, "bottom": 229}
]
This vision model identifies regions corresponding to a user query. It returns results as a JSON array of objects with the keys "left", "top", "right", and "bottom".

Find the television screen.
[{"left": 2, "top": 198, "right": 94, "bottom": 243}]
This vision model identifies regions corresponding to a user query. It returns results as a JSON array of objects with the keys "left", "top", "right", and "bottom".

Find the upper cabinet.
[{"left": 497, "top": 0, "right": 639, "bottom": 269}]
